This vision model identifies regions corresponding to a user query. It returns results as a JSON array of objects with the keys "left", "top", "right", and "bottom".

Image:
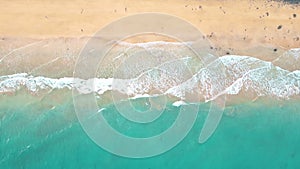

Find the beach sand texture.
[{"left": 0, "top": 0, "right": 300, "bottom": 77}]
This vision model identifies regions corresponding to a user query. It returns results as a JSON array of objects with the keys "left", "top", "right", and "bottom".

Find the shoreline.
[
  {"left": 1, "top": 0, "right": 300, "bottom": 78},
  {"left": 0, "top": 37, "right": 298, "bottom": 77},
  {"left": 0, "top": 0, "right": 299, "bottom": 105}
]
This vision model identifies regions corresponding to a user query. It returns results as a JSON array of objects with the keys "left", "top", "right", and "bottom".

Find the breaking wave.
[{"left": 1, "top": 48, "right": 299, "bottom": 102}]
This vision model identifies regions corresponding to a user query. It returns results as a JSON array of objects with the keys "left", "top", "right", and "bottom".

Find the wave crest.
[{"left": 1, "top": 48, "right": 300, "bottom": 102}]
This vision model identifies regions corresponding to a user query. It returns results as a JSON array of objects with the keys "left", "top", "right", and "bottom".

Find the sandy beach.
[
  {"left": 0, "top": 0, "right": 299, "bottom": 78},
  {"left": 0, "top": 0, "right": 299, "bottom": 40}
]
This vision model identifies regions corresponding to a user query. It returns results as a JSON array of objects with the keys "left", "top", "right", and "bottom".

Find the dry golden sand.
[
  {"left": 0, "top": 0, "right": 300, "bottom": 77},
  {"left": 1, "top": 0, "right": 299, "bottom": 43}
]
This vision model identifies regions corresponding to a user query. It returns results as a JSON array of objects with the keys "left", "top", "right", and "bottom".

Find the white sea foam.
[
  {"left": 1, "top": 48, "right": 300, "bottom": 102},
  {"left": 166, "top": 54, "right": 300, "bottom": 100},
  {"left": 172, "top": 101, "right": 188, "bottom": 107}
]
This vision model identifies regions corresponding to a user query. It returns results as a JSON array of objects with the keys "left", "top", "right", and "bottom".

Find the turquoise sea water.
[
  {"left": 1, "top": 37, "right": 299, "bottom": 168},
  {"left": 1, "top": 94, "right": 300, "bottom": 169}
]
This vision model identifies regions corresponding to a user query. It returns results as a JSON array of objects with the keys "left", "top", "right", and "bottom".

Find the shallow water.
[
  {"left": 1, "top": 42, "right": 300, "bottom": 168},
  {"left": 1, "top": 96, "right": 300, "bottom": 169}
]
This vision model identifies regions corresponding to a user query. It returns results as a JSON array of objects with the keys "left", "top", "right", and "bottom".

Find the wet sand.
[{"left": 0, "top": 0, "right": 299, "bottom": 77}]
